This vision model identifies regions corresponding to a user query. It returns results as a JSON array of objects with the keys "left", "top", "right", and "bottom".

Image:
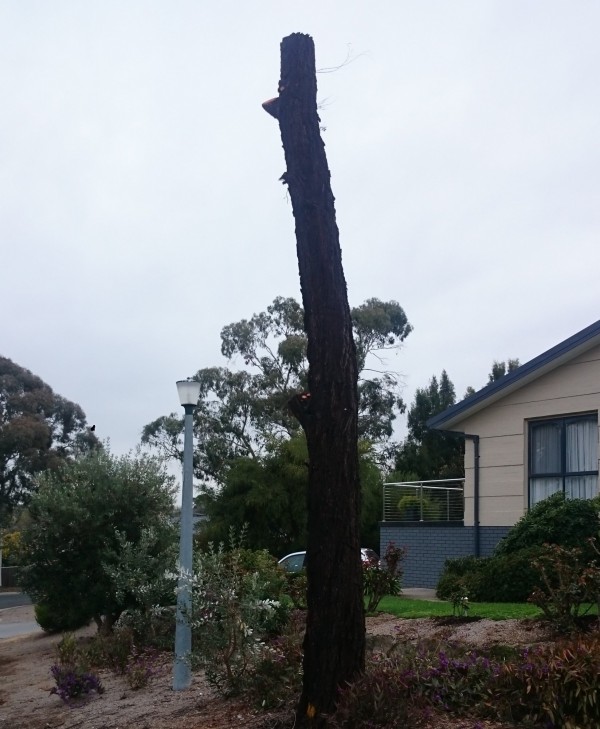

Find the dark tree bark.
[{"left": 263, "top": 33, "right": 365, "bottom": 726}]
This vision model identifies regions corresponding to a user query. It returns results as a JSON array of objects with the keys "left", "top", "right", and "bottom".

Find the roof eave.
[{"left": 427, "top": 320, "right": 600, "bottom": 432}]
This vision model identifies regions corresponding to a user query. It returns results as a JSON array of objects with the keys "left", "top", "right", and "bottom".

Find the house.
[{"left": 380, "top": 319, "right": 600, "bottom": 588}]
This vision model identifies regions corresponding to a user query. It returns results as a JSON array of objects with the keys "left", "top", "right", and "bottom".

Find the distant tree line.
[{"left": 1, "top": 303, "right": 519, "bottom": 558}]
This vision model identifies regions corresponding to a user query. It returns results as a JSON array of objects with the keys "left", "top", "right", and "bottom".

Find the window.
[{"left": 529, "top": 414, "right": 598, "bottom": 506}]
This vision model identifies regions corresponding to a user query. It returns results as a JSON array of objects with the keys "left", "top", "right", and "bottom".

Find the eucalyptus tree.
[
  {"left": 142, "top": 295, "right": 411, "bottom": 485},
  {"left": 0, "top": 356, "right": 97, "bottom": 526}
]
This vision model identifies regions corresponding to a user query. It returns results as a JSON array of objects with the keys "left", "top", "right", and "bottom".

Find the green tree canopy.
[
  {"left": 393, "top": 370, "right": 464, "bottom": 481},
  {"left": 142, "top": 296, "right": 411, "bottom": 484},
  {"left": 21, "top": 449, "right": 177, "bottom": 633},
  {"left": 198, "top": 434, "right": 383, "bottom": 557},
  {"left": 0, "top": 356, "right": 97, "bottom": 526},
  {"left": 463, "top": 358, "right": 521, "bottom": 398},
  {"left": 488, "top": 358, "right": 520, "bottom": 383}
]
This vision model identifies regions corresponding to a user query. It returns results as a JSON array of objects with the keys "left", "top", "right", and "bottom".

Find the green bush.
[
  {"left": 229, "top": 548, "right": 287, "bottom": 601},
  {"left": 436, "top": 556, "right": 486, "bottom": 600},
  {"left": 437, "top": 549, "right": 544, "bottom": 603},
  {"left": 22, "top": 449, "right": 177, "bottom": 635},
  {"left": 396, "top": 494, "right": 441, "bottom": 521},
  {"left": 471, "top": 548, "right": 545, "bottom": 602},
  {"left": 283, "top": 571, "right": 307, "bottom": 609},
  {"left": 495, "top": 492, "right": 600, "bottom": 559},
  {"left": 437, "top": 494, "right": 600, "bottom": 603},
  {"left": 35, "top": 601, "right": 91, "bottom": 633}
]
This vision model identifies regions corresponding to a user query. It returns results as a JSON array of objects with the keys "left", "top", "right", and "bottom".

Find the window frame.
[{"left": 528, "top": 412, "right": 598, "bottom": 507}]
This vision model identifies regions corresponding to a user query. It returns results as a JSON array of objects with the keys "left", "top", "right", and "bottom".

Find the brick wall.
[{"left": 380, "top": 523, "right": 511, "bottom": 589}]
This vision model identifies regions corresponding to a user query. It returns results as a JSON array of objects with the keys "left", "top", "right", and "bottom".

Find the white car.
[{"left": 278, "top": 548, "right": 379, "bottom": 573}]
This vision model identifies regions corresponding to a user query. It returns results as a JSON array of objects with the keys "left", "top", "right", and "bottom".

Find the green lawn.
[{"left": 376, "top": 595, "right": 543, "bottom": 620}]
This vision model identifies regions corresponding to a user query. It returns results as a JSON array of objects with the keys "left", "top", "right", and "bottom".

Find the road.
[
  {"left": 0, "top": 592, "right": 39, "bottom": 639},
  {"left": 0, "top": 591, "right": 31, "bottom": 610}
]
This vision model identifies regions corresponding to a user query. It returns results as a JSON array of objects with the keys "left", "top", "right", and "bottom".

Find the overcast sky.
[{"left": 2, "top": 2, "right": 599, "bottom": 472}]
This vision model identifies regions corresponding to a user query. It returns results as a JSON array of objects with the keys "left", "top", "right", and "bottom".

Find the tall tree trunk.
[{"left": 264, "top": 33, "right": 365, "bottom": 726}]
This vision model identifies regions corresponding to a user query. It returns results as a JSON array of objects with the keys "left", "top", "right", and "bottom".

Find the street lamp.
[{"left": 173, "top": 378, "right": 201, "bottom": 690}]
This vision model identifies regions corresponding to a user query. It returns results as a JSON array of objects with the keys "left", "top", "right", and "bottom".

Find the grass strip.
[{"left": 375, "top": 595, "right": 543, "bottom": 620}]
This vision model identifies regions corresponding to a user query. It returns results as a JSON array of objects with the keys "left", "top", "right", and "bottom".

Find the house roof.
[{"left": 427, "top": 319, "right": 600, "bottom": 431}]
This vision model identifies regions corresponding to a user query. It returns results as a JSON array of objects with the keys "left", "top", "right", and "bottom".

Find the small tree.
[{"left": 21, "top": 449, "right": 177, "bottom": 633}]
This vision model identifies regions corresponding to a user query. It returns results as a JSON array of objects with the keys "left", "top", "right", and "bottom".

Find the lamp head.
[{"left": 176, "top": 379, "right": 201, "bottom": 407}]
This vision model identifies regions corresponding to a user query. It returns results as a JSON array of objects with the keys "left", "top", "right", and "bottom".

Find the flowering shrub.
[
  {"left": 50, "top": 633, "right": 103, "bottom": 703},
  {"left": 329, "top": 655, "right": 425, "bottom": 727},
  {"left": 495, "top": 634, "right": 600, "bottom": 728},
  {"left": 74, "top": 626, "right": 166, "bottom": 692},
  {"left": 334, "top": 629, "right": 600, "bottom": 728},
  {"left": 331, "top": 639, "right": 500, "bottom": 728},
  {"left": 50, "top": 664, "right": 104, "bottom": 703},
  {"left": 191, "top": 534, "right": 290, "bottom": 694},
  {"left": 363, "top": 542, "right": 404, "bottom": 613},
  {"left": 241, "top": 609, "right": 305, "bottom": 708}
]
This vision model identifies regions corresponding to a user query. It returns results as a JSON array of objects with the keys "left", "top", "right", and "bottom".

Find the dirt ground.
[{"left": 0, "top": 605, "right": 551, "bottom": 729}]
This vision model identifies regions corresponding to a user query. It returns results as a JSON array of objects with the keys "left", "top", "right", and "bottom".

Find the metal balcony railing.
[{"left": 383, "top": 479, "right": 465, "bottom": 522}]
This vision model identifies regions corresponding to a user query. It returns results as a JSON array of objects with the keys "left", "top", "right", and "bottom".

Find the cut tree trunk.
[{"left": 264, "top": 33, "right": 365, "bottom": 727}]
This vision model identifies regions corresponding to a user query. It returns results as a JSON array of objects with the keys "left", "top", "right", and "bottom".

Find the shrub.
[
  {"left": 528, "top": 543, "right": 600, "bottom": 633},
  {"left": 35, "top": 601, "right": 91, "bottom": 633},
  {"left": 332, "top": 633, "right": 600, "bottom": 729},
  {"left": 436, "top": 548, "right": 544, "bottom": 603},
  {"left": 84, "top": 627, "right": 135, "bottom": 674},
  {"left": 113, "top": 604, "right": 174, "bottom": 650},
  {"left": 50, "top": 633, "right": 103, "bottom": 703},
  {"left": 191, "top": 536, "right": 290, "bottom": 694},
  {"left": 124, "top": 645, "right": 165, "bottom": 690},
  {"left": 495, "top": 492, "right": 600, "bottom": 559},
  {"left": 495, "top": 634, "right": 600, "bottom": 728},
  {"left": 396, "top": 494, "right": 441, "bottom": 521},
  {"left": 436, "top": 556, "right": 484, "bottom": 600},
  {"left": 22, "top": 449, "right": 177, "bottom": 635},
  {"left": 225, "top": 548, "right": 287, "bottom": 604},
  {"left": 364, "top": 542, "right": 404, "bottom": 613},
  {"left": 449, "top": 592, "right": 469, "bottom": 617},
  {"left": 50, "top": 665, "right": 104, "bottom": 703},
  {"left": 472, "top": 548, "right": 545, "bottom": 602},
  {"left": 330, "top": 655, "right": 425, "bottom": 728},
  {"left": 283, "top": 571, "right": 307, "bottom": 609},
  {"left": 240, "top": 609, "right": 304, "bottom": 709},
  {"left": 331, "top": 639, "right": 501, "bottom": 728}
]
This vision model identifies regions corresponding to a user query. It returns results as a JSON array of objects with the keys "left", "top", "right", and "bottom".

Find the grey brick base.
[{"left": 380, "top": 523, "right": 511, "bottom": 589}]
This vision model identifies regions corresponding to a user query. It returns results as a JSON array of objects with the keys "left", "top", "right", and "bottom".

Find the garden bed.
[{"left": 0, "top": 606, "right": 556, "bottom": 729}]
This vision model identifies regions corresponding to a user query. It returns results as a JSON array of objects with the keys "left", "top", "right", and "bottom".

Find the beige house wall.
[{"left": 458, "top": 343, "right": 600, "bottom": 526}]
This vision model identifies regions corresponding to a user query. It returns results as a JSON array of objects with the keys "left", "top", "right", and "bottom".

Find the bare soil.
[{"left": 0, "top": 606, "right": 551, "bottom": 729}]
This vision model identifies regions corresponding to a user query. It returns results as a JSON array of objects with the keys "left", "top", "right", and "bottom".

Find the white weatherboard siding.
[{"left": 458, "top": 342, "right": 600, "bottom": 527}]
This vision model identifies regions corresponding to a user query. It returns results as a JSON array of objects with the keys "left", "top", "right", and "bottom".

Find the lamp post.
[{"left": 173, "top": 378, "right": 201, "bottom": 690}]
